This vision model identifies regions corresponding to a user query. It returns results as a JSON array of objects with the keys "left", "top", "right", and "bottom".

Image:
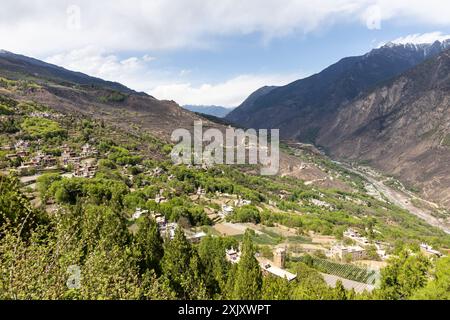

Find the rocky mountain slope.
[
  {"left": 226, "top": 41, "right": 450, "bottom": 141},
  {"left": 318, "top": 49, "right": 450, "bottom": 208},
  {"left": 227, "top": 41, "right": 450, "bottom": 208},
  {"left": 0, "top": 50, "right": 221, "bottom": 140}
]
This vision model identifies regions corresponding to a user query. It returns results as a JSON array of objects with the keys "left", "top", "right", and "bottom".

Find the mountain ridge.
[{"left": 226, "top": 40, "right": 450, "bottom": 141}]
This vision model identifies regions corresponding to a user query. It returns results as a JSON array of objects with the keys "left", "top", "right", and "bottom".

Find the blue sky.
[{"left": 2, "top": 0, "right": 450, "bottom": 107}]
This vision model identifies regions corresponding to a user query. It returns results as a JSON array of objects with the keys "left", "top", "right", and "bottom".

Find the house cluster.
[
  {"left": 257, "top": 247, "right": 297, "bottom": 282},
  {"left": 80, "top": 143, "right": 98, "bottom": 158},
  {"left": 330, "top": 228, "right": 389, "bottom": 261},
  {"left": 226, "top": 248, "right": 241, "bottom": 264},
  {"left": 61, "top": 144, "right": 98, "bottom": 178},
  {"left": 219, "top": 197, "right": 252, "bottom": 218},
  {"left": 72, "top": 161, "right": 98, "bottom": 178},
  {"left": 186, "top": 231, "right": 207, "bottom": 244},
  {"left": 310, "top": 198, "right": 334, "bottom": 210},
  {"left": 19, "top": 151, "right": 57, "bottom": 170},
  {"left": 5, "top": 141, "right": 98, "bottom": 175},
  {"left": 4, "top": 140, "right": 30, "bottom": 159},
  {"left": 343, "top": 228, "right": 370, "bottom": 246},
  {"left": 132, "top": 208, "right": 205, "bottom": 246},
  {"left": 61, "top": 145, "right": 81, "bottom": 166},
  {"left": 62, "top": 144, "right": 98, "bottom": 165},
  {"left": 28, "top": 111, "right": 59, "bottom": 119}
]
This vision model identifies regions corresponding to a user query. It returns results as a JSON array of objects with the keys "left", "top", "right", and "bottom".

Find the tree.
[
  {"left": 291, "top": 263, "right": 334, "bottom": 300},
  {"left": 261, "top": 276, "right": 291, "bottom": 300},
  {"left": 231, "top": 230, "right": 262, "bottom": 299},
  {"left": 79, "top": 242, "right": 141, "bottom": 299},
  {"left": 134, "top": 216, "right": 164, "bottom": 274},
  {"left": 36, "top": 173, "right": 61, "bottom": 202},
  {"left": 377, "top": 250, "right": 430, "bottom": 300},
  {"left": 333, "top": 280, "right": 348, "bottom": 300},
  {"left": 161, "top": 227, "right": 207, "bottom": 299},
  {"left": 412, "top": 256, "right": 450, "bottom": 300},
  {"left": 0, "top": 175, "right": 46, "bottom": 239},
  {"left": 198, "top": 236, "right": 230, "bottom": 297}
]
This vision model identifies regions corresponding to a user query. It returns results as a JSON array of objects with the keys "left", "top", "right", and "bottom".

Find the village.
[
  {"left": 1, "top": 140, "right": 99, "bottom": 186},
  {"left": 0, "top": 109, "right": 447, "bottom": 297},
  {"left": 3, "top": 134, "right": 444, "bottom": 294}
]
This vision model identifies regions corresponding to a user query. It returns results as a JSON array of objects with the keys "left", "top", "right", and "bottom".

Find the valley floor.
[{"left": 339, "top": 162, "right": 450, "bottom": 234}]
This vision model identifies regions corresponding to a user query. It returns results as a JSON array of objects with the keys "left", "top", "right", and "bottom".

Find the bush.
[{"left": 99, "top": 91, "right": 127, "bottom": 103}]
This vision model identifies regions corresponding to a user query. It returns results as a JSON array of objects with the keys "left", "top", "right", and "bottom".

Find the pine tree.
[
  {"left": 161, "top": 227, "right": 207, "bottom": 299},
  {"left": 134, "top": 216, "right": 164, "bottom": 274},
  {"left": 231, "top": 230, "right": 262, "bottom": 299}
]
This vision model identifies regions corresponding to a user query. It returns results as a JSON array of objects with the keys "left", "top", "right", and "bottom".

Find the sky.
[{"left": 2, "top": 1, "right": 450, "bottom": 107}]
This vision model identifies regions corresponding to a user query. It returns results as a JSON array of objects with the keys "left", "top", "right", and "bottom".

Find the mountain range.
[
  {"left": 227, "top": 40, "right": 450, "bottom": 208},
  {"left": 0, "top": 50, "right": 221, "bottom": 141},
  {"left": 2, "top": 42, "right": 450, "bottom": 209},
  {"left": 182, "top": 105, "right": 234, "bottom": 118}
]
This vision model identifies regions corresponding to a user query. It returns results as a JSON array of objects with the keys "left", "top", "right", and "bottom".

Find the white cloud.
[
  {"left": 391, "top": 31, "right": 450, "bottom": 44},
  {"left": 2, "top": 0, "right": 450, "bottom": 56},
  {"left": 44, "top": 46, "right": 303, "bottom": 107},
  {"left": 45, "top": 47, "right": 160, "bottom": 92},
  {"left": 149, "top": 73, "right": 304, "bottom": 107},
  {"left": 4, "top": 1, "right": 450, "bottom": 107}
]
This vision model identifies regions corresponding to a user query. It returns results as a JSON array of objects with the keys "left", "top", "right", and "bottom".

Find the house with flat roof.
[
  {"left": 330, "top": 244, "right": 367, "bottom": 261},
  {"left": 221, "top": 204, "right": 234, "bottom": 217},
  {"left": 257, "top": 257, "right": 297, "bottom": 282}
]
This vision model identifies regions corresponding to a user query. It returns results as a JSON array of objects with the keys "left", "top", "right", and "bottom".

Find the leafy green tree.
[
  {"left": 141, "top": 270, "right": 177, "bottom": 300},
  {"left": 36, "top": 173, "right": 61, "bottom": 202},
  {"left": 79, "top": 241, "right": 141, "bottom": 299},
  {"left": 0, "top": 175, "right": 46, "bottom": 239},
  {"left": 198, "top": 236, "right": 237, "bottom": 297},
  {"left": 333, "top": 280, "right": 348, "bottom": 300},
  {"left": 291, "top": 263, "right": 334, "bottom": 300},
  {"left": 261, "top": 275, "right": 291, "bottom": 299},
  {"left": 377, "top": 250, "right": 430, "bottom": 300},
  {"left": 412, "top": 256, "right": 450, "bottom": 300}
]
